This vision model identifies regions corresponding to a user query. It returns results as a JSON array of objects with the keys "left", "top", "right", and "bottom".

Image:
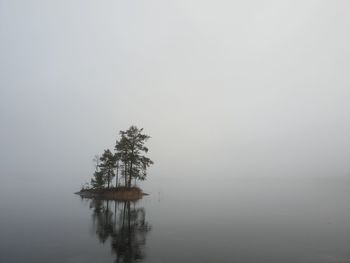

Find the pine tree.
[
  {"left": 115, "top": 126, "right": 153, "bottom": 188},
  {"left": 91, "top": 170, "right": 105, "bottom": 189},
  {"left": 99, "top": 149, "right": 117, "bottom": 188}
]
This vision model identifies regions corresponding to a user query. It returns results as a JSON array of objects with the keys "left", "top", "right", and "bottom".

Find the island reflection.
[{"left": 83, "top": 197, "right": 151, "bottom": 263}]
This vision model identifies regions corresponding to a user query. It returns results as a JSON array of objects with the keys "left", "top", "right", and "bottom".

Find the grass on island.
[{"left": 78, "top": 186, "right": 145, "bottom": 201}]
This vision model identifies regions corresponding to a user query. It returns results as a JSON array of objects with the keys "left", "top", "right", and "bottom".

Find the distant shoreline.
[{"left": 75, "top": 187, "right": 147, "bottom": 201}]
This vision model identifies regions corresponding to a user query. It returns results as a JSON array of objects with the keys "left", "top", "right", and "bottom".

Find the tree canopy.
[{"left": 89, "top": 126, "right": 153, "bottom": 189}]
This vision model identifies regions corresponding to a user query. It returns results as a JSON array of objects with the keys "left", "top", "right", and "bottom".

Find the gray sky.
[{"left": 1, "top": 0, "right": 350, "bottom": 188}]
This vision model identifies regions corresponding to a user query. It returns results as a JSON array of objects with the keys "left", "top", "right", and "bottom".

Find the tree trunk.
[
  {"left": 128, "top": 161, "right": 133, "bottom": 188},
  {"left": 116, "top": 164, "right": 119, "bottom": 187},
  {"left": 128, "top": 145, "right": 135, "bottom": 189},
  {"left": 124, "top": 162, "right": 128, "bottom": 187}
]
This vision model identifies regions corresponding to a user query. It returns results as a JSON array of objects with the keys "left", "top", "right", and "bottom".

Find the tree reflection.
[{"left": 86, "top": 198, "right": 151, "bottom": 263}]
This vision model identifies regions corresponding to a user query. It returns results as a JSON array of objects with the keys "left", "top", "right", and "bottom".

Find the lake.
[{"left": 1, "top": 174, "right": 350, "bottom": 263}]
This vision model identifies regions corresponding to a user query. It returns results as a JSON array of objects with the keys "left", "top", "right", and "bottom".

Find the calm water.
[{"left": 1, "top": 174, "right": 350, "bottom": 263}]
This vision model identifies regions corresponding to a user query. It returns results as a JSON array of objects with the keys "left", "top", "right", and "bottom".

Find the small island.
[{"left": 76, "top": 125, "right": 153, "bottom": 201}]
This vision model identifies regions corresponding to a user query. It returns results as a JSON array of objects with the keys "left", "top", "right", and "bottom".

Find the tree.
[
  {"left": 92, "top": 154, "right": 101, "bottom": 172},
  {"left": 115, "top": 126, "right": 153, "bottom": 188},
  {"left": 89, "top": 126, "right": 153, "bottom": 190},
  {"left": 99, "top": 149, "right": 117, "bottom": 188},
  {"left": 91, "top": 154, "right": 105, "bottom": 189},
  {"left": 115, "top": 156, "right": 120, "bottom": 187},
  {"left": 91, "top": 170, "right": 106, "bottom": 189}
]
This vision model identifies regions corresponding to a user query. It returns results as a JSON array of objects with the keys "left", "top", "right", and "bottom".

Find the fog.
[{"left": 1, "top": 0, "right": 350, "bottom": 191}]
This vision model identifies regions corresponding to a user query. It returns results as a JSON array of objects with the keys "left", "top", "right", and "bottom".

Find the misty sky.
[{"left": 1, "top": 1, "right": 350, "bottom": 188}]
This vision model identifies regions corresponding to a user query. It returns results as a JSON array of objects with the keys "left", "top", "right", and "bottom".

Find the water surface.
[{"left": 0, "top": 175, "right": 350, "bottom": 263}]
